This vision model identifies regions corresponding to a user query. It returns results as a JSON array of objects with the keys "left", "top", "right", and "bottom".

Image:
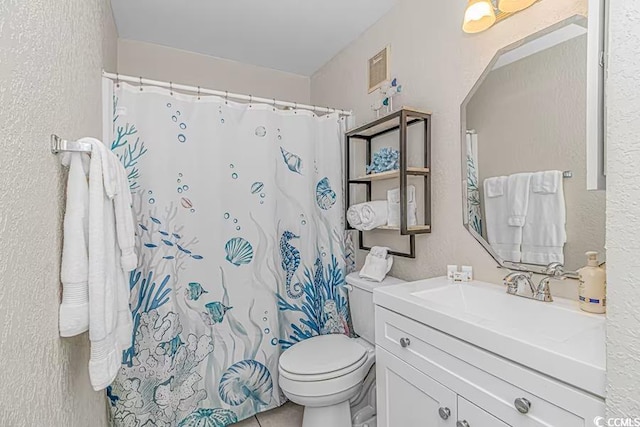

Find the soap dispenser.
[{"left": 577, "top": 251, "right": 606, "bottom": 314}]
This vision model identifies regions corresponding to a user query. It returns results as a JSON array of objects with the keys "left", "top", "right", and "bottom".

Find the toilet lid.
[{"left": 279, "top": 334, "right": 367, "bottom": 376}]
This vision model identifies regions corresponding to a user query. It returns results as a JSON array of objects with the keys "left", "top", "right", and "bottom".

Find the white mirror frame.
[
  {"left": 461, "top": 15, "right": 595, "bottom": 276},
  {"left": 586, "top": 0, "right": 607, "bottom": 190}
]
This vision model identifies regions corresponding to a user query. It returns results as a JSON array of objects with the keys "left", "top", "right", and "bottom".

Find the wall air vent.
[{"left": 368, "top": 46, "right": 390, "bottom": 93}]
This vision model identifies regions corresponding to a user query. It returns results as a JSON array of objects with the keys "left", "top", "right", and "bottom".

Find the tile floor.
[{"left": 233, "top": 402, "right": 304, "bottom": 427}]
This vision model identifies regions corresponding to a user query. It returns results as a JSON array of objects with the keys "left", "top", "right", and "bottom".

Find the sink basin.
[
  {"left": 412, "top": 282, "right": 604, "bottom": 343},
  {"left": 373, "top": 276, "right": 606, "bottom": 398}
]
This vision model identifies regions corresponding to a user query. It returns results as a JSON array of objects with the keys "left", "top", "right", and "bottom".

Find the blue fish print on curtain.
[
  {"left": 186, "top": 282, "right": 208, "bottom": 301},
  {"left": 106, "top": 82, "right": 350, "bottom": 426},
  {"left": 202, "top": 301, "right": 232, "bottom": 325}
]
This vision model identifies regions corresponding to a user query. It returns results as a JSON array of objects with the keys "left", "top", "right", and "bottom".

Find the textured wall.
[
  {"left": 605, "top": 2, "right": 640, "bottom": 418},
  {"left": 311, "top": 0, "right": 586, "bottom": 298},
  {"left": 117, "top": 39, "right": 311, "bottom": 104},
  {"left": 467, "top": 34, "right": 605, "bottom": 271},
  {"left": 0, "top": 0, "right": 117, "bottom": 425}
]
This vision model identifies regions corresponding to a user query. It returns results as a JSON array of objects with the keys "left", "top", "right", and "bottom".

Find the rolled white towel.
[{"left": 347, "top": 201, "right": 388, "bottom": 231}]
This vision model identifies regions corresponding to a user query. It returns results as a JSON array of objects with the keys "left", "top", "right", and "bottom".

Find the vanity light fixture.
[
  {"left": 462, "top": 0, "right": 496, "bottom": 34},
  {"left": 463, "top": 0, "right": 541, "bottom": 34},
  {"left": 498, "top": 0, "right": 537, "bottom": 13}
]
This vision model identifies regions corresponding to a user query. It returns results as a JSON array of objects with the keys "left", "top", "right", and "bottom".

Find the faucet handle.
[
  {"left": 545, "top": 262, "right": 564, "bottom": 277},
  {"left": 503, "top": 271, "right": 531, "bottom": 295},
  {"left": 534, "top": 277, "right": 554, "bottom": 302}
]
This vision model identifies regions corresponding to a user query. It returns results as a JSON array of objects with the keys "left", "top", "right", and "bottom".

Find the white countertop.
[{"left": 373, "top": 276, "right": 606, "bottom": 398}]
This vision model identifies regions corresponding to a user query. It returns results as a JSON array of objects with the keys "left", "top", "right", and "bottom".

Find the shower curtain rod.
[{"left": 102, "top": 71, "right": 353, "bottom": 116}]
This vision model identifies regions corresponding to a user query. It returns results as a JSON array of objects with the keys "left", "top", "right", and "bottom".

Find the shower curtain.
[
  {"left": 104, "top": 81, "right": 354, "bottom": 426},
  {"left": 466, "top": 132, "right": 482, "bottom": 235}
]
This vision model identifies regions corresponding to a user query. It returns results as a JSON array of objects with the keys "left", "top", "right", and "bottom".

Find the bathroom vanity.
[{"left": 373, "top": 277, "right": 605, "bottom": 427}]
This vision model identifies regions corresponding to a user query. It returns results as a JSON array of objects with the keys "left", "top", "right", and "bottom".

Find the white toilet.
[{"left": 278, "top": 273, "right": 405, "bottom": 427}]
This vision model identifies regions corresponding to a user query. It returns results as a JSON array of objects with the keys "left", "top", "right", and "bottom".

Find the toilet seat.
[{"left": 279, "top": 335, "right": 369, "bottom": 382}]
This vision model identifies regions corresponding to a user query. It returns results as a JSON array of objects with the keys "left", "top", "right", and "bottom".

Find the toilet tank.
[{"left": 346, "top": 272, "right": 405, "bottom": 344}]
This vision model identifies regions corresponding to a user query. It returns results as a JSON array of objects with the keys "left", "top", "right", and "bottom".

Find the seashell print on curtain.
[{"left": 105, "top": 81, "right": 352, "bottom": 426}]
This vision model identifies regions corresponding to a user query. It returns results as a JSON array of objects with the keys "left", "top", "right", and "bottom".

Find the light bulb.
[
  {"left": 463, "top": 0, "right": 496, "bottom": 34},
  {"left": 498, "top": 0, "right": 537, "bottom": 13}
]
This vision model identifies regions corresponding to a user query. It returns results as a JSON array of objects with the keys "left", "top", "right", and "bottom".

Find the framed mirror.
[{"left": 461, "top": 15, "right": 606, "bottom": 275}]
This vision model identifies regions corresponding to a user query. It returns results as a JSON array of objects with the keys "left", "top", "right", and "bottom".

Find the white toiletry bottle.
[{"left": 577, "top": 251, "right": 606, "bottom": 314}]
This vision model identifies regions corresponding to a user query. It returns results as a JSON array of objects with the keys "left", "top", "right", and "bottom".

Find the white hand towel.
[
  {"left": 359, "top": 246, "right": 394, "bottom": 282},
  {"left": 521, "top": 171, "right": 566, "bottom": 265},
  {"left": 81, "top": 137, "right": 134, "bottom": 391},
  {"left": 483, "top": 177, "right": 522, "bottom": 262},
  {"left": 507, "top": 173, "right": 532, "bottom": 227},
  {"left": 347, "top": 201, "right": 388, "bottom": 231},
  {"left": 59, "top": 152, "right": 90, "bottom": 337},
  {"left": 387, "top": 186, "right": 418, "bottom": 228},
  {"left": 109, "top": 152, "right": 138, "bottom": 271},
  {"left": 484, "top": 176, "right": 506, "bottom": 198},
  {"left": 531, "top": 170, "right": 560, "bottom": 194}
]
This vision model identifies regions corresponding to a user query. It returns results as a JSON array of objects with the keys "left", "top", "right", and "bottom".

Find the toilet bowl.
[{"left": 278, "top": 273, "right": 405, "bottom": 427}]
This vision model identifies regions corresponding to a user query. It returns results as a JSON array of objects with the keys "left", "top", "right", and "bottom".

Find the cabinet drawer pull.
[
  {"left": 514, "top": 397, "right": 531, "bottom": 414},
  {"left": 399, "top": 337, "right": 411, "bottom": 348},
  {"left": 438, "top": 407, "right": 451, "bottom": 420},
  {"left": 456, "top": 421, "right": 470, "bottom": 427}
]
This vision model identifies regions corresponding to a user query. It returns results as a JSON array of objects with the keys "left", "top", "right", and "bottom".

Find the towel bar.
[{"left": 50, "top": 134, "right": 92, "bottom": 154}]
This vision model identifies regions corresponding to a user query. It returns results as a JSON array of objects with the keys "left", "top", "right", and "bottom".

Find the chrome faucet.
[
  {"left": 503, "top": 271, "right": 535, "bottom": 296},
  {"left": 503, "top": 263, "right": 575, "bottom": 303}
]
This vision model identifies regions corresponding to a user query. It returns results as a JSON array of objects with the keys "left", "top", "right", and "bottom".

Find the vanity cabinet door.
[
  {"left": 457, "top": 396, "right": 510, "bottom": 427},
  {"left": 376, "top": 346, "right": 457, "bottom": 427}
]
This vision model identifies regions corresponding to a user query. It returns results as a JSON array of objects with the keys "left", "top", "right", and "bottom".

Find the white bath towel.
[
  {"left": 521, "top": 171, "right": 566, "bottom": 265},
  {"left": 387, "top": 186, "right": 418, "bottom": 228},
  {"left": 106, "top": 152, "right": 136, "bottom": 350},
  {"left": 347, "top": 201, "right": 388, "bottom": 231},
  {"left": 507, "top": 173, "right": 532, "bottom": 227},
  {"left": 359, "top": 246, "right": 394, "bottom": 282},
  {"left": 483, "top": 177, "right": 522, "bottom": 262},
  {"left": 82, "top": 137, "right": 134, "bottom": 391},
  {"left": 59, "top": 152, "right": 90, "bottom": 337}
]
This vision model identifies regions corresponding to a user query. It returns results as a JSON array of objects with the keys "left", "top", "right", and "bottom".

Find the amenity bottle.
[{"left": 577, "top": 251, "right": 606, "bottom": 314}]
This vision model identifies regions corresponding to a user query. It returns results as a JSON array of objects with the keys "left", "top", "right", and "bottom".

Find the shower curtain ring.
[
  {"left": 169, "top": 81, "right": 173, "bottom": 96},
  {"left": 272, "top": 98, "right": 276, "bottom": 109},
  {"left": 294, "top": 102, "right": 298, "bottom": 114},
  {"left": 249, "top": 94, "right": 253, "bottom": 106},
  {"left": 197, "top": 86, "right": 201, "bottom": 100},
  {"left": 225, "top": 91, "right": 229, "bottom": 104},
  {"left": 139, "top": 76, "right": 143, "bottom": 91},
  {"left": 116, "top": 73, "right": 120, "bottom": 88}
]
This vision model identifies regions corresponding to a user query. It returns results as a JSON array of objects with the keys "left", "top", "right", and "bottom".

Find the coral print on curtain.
[{"left": 105, "top": 81, "right": 351, "bottom": 426}]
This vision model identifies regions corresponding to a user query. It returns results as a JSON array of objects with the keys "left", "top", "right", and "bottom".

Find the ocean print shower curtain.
[{"left": 104, "top": 81, "right": 353, "bottom": 426}]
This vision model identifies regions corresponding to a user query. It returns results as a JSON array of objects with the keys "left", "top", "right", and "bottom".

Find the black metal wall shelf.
[{"left": 345, "top": 107, "right": 432, "bottom": 258}]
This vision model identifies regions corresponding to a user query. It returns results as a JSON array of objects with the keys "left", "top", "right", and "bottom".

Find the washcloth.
[
  {"left": 507, "top": 173, "right": 532, "bottom": 227},
  {"left": 59, "top": 152, "right": 90, "bottom": 337},
  {"left": 347, "top": 201, "right": 388, "bottom": 231},
  {"left": 359, "top": 246, "right": 394, "bottom": 282},
  {"left": 484, "top": 176, "right": 506, "bottom": 198},
  {"left": 387, "top": 186, "right": 418, "bottom": 228},
  {"left": 521, "top": 171, "right": 566, "bottom": 265},
  {"left": 483, "top": 177, "right": 522, "bottom": 262}
]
